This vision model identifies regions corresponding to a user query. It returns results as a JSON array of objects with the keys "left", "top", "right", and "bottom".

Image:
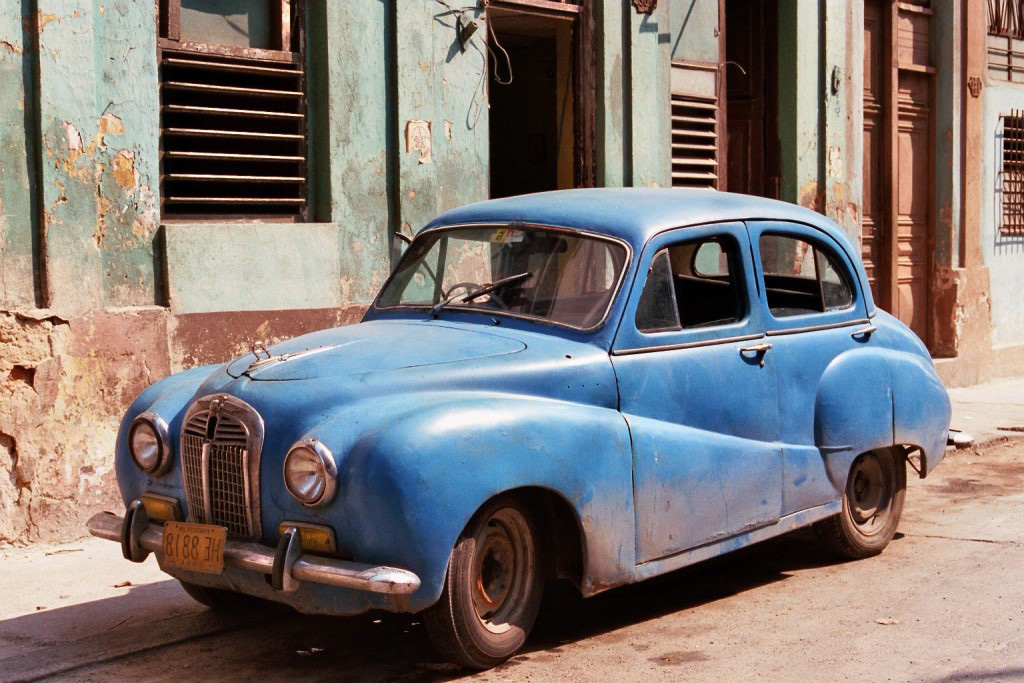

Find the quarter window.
[
  {"left": 636, "top": 236, "right": 743, "bottom": 333},
  {"left": 758, "top": 234, "right": 854, "bottom": 318}
]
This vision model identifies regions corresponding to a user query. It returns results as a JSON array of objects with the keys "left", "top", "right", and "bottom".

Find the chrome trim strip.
[
  {"left": 371, "top": 222, "right": 634, "bottom": 333},
  {"left": 87, "top": 512, "right": 421, "bottom": 596},
  {"left": 200, "top": 442, "right": 212, "bottom": 523},
  {"left": 611, "top": 332, "right": 764, "bottom": 356},
  {"left": 765, "top": 318, "right": 870, "bottom": 337}
]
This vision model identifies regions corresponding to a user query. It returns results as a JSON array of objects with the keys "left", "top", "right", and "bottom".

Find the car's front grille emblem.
[{"left": 180, "top": 394, "right": 265, "bottom": 541}]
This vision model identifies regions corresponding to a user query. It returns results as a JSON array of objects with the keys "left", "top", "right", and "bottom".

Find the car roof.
[{"left": 423, "top": 188, "right": 843, "bottom": 250}]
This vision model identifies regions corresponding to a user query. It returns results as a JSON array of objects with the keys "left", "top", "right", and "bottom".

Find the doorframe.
[{"left": 484, "top": 0, "right": 596, "bottom": 188}]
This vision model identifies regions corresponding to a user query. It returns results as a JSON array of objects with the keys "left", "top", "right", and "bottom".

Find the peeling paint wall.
[{"left": 0, "top": 1, "right": 691, "bottom": 545}]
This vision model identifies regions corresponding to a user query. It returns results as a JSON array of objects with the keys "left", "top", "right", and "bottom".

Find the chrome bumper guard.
[{"left": 86, "top": 506, "right": 421, "bottom": 596}]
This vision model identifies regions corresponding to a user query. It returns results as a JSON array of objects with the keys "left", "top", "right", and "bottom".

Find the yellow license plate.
[{"left": 162, "top": 522, "right": 226, "bottom": 574}]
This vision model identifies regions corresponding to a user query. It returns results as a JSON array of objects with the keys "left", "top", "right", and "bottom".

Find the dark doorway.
[
  {"left": 486, "top": 3, "right": 594, "bottom": 199},
  {"left": 724, "top": 0, "right": 779, "bottom": 198},
  {"left": 488, "top": 11, "right": 574, "bottom": 198}
]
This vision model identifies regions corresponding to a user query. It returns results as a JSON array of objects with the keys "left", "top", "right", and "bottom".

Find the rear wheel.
[
  {"left": 424, "top": 498, "right": 544, "bottom": 670},
  {"left": 816, "top": 447, "right": 907, "bottom": 559}
]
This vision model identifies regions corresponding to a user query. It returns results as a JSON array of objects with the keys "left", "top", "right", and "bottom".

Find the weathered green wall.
[
  {"left": 0, "top": 1, "right": 39, "bottom": 309},
  {"left": 0, "top": 0, "right": 705, "bottom": 546},
  {"left": 777, "top": 0, "right": 861, "bottom": 243},
  {"left": 670, "top": 0, "right": 719, "bottom": 64}
]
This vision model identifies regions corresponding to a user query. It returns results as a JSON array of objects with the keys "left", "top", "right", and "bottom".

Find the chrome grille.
[{"left": 180, "top": 395, "right": 264, "bottom": 540}]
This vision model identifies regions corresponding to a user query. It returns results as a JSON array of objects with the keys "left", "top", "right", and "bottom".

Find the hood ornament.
[{"left": 244, "top": 343, "right": 341, "bottom": 376}]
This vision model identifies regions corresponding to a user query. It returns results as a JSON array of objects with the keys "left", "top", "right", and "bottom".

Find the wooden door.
[
  {"left": 725, "top": 0, "right": 778, "bottom": 197},
  {"left": 862, "top": 0, "right": 933, "bottom": 344}
]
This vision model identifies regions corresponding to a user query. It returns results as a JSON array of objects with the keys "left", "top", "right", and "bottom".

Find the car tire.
[
  {"left": 816, "top": 447, "right": 907, "bottom": 559},
  {"left": 178, "top": 580, "right": 266, "bottom": 611},
  {"left": 424, "top": 497, "right": 544, "bottom": 670}
]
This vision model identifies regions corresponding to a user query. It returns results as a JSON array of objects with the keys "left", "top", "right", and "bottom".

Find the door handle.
[
  {"left": 739, "top": 342, "right": 772, "bottom": 367},
  {"left": 851, "top": 325, "right": 877, "bottom": 340}
]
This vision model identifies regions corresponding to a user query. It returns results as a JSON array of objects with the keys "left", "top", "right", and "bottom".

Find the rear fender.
[
  {"left": 815, "top": 346, "right": 951, "bottom": 488},
  {"left": 814, "top": 348, "right": 895, "bottom": 491},
  {"left": 890, "top": 351, "right": 951, "bottom": 475}
]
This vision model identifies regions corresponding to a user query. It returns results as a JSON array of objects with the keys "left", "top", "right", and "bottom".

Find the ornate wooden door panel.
[
  {"left": 861, "top": 0, "right": 933, "bottom": 345},
  {"left": 896, "top": 73, "right": 932, "bottom": 339}
]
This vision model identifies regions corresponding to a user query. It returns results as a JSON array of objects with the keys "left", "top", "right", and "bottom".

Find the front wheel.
[
  {"left": 424, "top": 498, "right": 544, "bottom": 670},
  {"left": 816, "top": 447, "right": 907, "bottom": 559}
]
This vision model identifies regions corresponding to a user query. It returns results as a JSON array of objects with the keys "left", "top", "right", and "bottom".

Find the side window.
[
  {"left": 636, "top": 236, "right": 743, "bottom": 333},
  {"left": 759, "top": 234, "right": 854, "bottom": 318}
]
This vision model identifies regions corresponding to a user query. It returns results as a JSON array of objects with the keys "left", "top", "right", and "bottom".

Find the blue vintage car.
[{"left": 89, "top": 188, "right": 951, "bottom": 669}]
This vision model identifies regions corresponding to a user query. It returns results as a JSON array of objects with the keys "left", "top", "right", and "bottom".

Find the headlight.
[
  {"left": 129, "top": 412, "right": 171, "bottom": 475},
  {"left": 283, "top": 439, "right": 337, "bottom": 507}
]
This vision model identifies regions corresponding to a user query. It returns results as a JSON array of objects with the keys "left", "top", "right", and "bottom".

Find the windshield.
[{"left": 377, "top": 225, "right": 629, "bottom": 330}]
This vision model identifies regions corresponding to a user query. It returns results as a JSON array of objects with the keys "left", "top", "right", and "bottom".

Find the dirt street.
[{"left": 2, "top": 438, "right": 1023, "bottom": 682}]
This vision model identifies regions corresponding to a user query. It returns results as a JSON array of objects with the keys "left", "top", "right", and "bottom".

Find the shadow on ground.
[{"left": 0, "top": 528, "right": 857, "bottom": 682}]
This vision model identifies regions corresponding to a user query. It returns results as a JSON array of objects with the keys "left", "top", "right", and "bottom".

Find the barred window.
[
  {"left": 988, "top": 0, "right": 1024, "bottom": 81},
  {"left": 158, "top": 0, "right": 307, "bottom": 220},
  {"left": 1001, "top": 111, "right": 1024, "bottom": 235}
]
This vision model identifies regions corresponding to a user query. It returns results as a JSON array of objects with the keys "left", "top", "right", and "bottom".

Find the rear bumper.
[{"left": 86, "top": 507, "right": 421, "bottom": 596}]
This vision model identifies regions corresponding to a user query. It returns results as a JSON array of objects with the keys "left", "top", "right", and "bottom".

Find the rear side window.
[
  {"left": 636, "top": 236, "right": 744, "bottom": 332},
  {"left": 759, "top": 234, "right": 854, "bottom": 318}
]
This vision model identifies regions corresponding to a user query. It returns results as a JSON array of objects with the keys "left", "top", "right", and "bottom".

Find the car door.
[
  {"left": 746, "top": 221, "right": 873, "bottom": 515},
  {"left": 611, "top": 222, "right": 783, "bottom": 564}
]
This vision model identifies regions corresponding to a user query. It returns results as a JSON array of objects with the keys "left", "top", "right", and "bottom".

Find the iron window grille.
[
  {"left": 989, "top": 0, "right": 1024, "bottom": 81},
  {"left": 1001, "top": 111, "right": 1024, "bottom": 235},
  {"left": 157, "top": 1, "right": 308, "bottom": 221},
  {"left": 671, "top": 95, "right": 719, "bottom": 189}
]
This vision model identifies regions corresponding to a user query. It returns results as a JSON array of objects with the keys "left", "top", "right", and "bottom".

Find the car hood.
[{"left": 225, "top": 320, "right": 525, "bottom": 381}]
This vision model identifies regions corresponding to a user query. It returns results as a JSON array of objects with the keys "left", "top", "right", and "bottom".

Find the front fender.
[
  {"left": 114, "top": 364, "right": 225, "bottom": 505},
  {"left": 303, "top": 392, "right": 635, "bottom": 610}
]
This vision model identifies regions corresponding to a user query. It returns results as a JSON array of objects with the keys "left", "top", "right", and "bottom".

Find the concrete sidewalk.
[{"left": 947, "top": 375, "right": 1024, "bottom": 448}]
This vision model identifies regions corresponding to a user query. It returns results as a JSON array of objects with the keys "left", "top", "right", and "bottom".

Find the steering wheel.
[{"left": 441, "top": 281, "right": 510, "bottom": 309}]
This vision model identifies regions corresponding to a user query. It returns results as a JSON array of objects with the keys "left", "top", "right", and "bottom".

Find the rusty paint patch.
[
  {"left": 112, "top": 150, "right": 136, "bottom": 191},
  {"left": 98, "top": 113, "right": 124, "bottom": 138},
  {"left": 0, "top": 40, "right": 23, "bottom": 55},
  {"left": 37, "top": 12, "right": 60, "bottom": 31},
  {"left": 798, "top": 181, "right": 823, "bottom": 212}
]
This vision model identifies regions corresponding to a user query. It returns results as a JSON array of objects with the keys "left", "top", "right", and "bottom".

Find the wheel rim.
[
  {"left": 470, "top": 508, "right": 535, "bottom": 635},
  {"left": 847, "top": 451, "right": 895, "bottom": 535}
]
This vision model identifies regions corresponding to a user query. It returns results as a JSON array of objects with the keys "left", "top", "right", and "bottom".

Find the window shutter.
[
  {"left": 160, "top": 49, "right": 307, "bottom": 219},
  {"left": 671, "top": 95, "right": 719, "bottom": 189}
]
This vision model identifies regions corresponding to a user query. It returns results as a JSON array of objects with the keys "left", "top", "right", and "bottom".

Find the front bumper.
[{"left": 86, "top": 505, "right": 421, "bottom": 596}]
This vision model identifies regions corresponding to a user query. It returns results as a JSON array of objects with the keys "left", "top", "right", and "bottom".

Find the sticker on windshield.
[{"left": 491, "top": 228, "right": 523, "bottom": 245}]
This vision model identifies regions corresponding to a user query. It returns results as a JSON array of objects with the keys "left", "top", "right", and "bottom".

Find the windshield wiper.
[{"left": 430, "top": 271, "right": 532, "bottom": 319}]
